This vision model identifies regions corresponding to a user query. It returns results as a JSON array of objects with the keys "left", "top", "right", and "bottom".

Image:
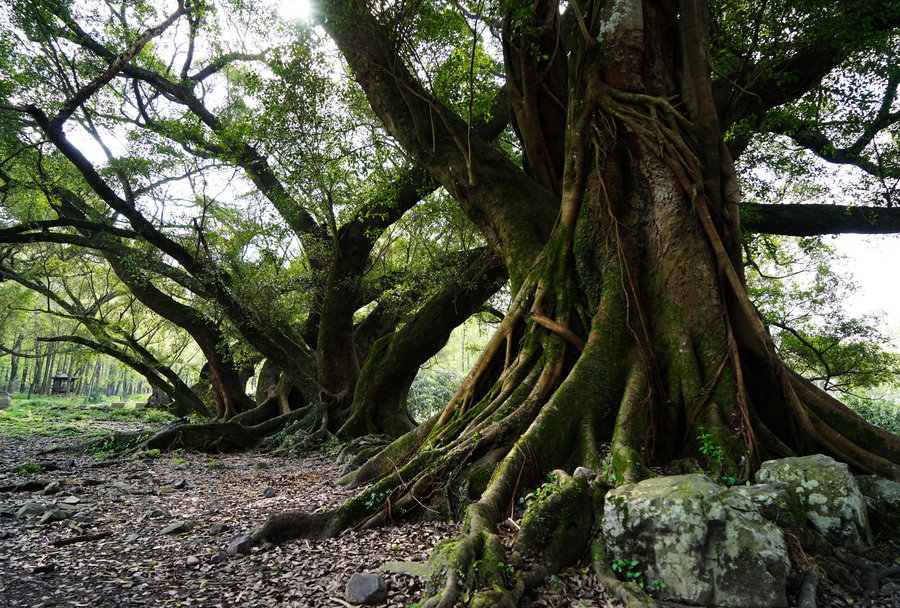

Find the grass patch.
[{"left": 0, "top": 395, "right": 176, "bottom": 439}]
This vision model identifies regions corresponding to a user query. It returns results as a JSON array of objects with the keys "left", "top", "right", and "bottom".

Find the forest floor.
[
  {"left": 0, "top": 402, "right": 612, "bottom": 608},
  {"left": 0, "top": 401, "right": 897, "bottom": 608}
]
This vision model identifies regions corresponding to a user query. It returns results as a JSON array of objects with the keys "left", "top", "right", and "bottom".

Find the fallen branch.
[{"left": 51, "top": 530, "right": 113, "bottom": 547}]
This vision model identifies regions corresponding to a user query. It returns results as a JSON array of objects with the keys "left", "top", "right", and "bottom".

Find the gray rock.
[
  {"left": 16, "top": 502, "right": 47, "bottom": 518},
  {"left": 72, "top": 511, "right": 94, "bottom": 523},
  {"left": 226, "top": 534, "right": 254, "bottom": 555},
  {"left": 209, "top": 552, "right": 228, "bottom": 564},
  {"left": 55, "top": 459, "right": 76, "bottom": 469},
  {"left": 111, "top": 481, "right": 138, "bottom": 494},
  {"left": 147, "top": 508, "right": 168, "bottom": 519},
  {"left": 43, "top": 481, "right": 61, "bottom": 495},
  {"left": 185, "top": 555, "right": 200, "bottom": 568},
  {"left": 60, "top": 496, "right": 80, "bottom": 505},
  {"left": 730, "top": 482, "right": 806, "bottom": 530},
  {"left": 208, "top": 522, "right": 229, "bottom": 535},
  {"left": 261, "top": 486, "right": 277, "bottom": 498},
  {"left": 573, "top": 466, "right": 594, "bottom": 480},
  {"left": 855, "top": 475, "right": 900, "bottom": 540},
  {"left": 159, "top": 520, "right": 196, "bottom": 535},
  {"left": 39, "top": 508, "right": 68, "bottom": 525},
  {"left": 173, "top": 479, "right": 191, "bottom": 489},
  {"left": 345, "top": 572, "right": 387, "bottom": 605},
  {"left": 126, "top": 534, "right": 140, "bottom": 542},
  {"left": 757, "top": 455, "right": 871, "bottom": 550},
  {"left": 603, "top": 474, "right": 789, "bottom": 608},
  {"left": 0, "top": 391, "right": 11, "bottom": 410}
]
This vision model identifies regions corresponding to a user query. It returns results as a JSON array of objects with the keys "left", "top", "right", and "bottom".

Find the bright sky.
[
  {"left": 277, "top": 0, "right": 313, "bottom": 22},
  {"left": 836, "top": 234, "right": 900, "bottom": 334}
]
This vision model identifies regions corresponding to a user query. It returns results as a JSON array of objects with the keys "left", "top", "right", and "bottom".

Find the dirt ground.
[
  {"left": 0, "top": 419, "right": 617, "bottom": 607},
  {"left": 1, "top": 417, "right": 897, "bottom": 608}
]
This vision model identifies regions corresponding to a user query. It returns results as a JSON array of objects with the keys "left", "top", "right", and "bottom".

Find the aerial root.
[{"left": 798, "top": 571, "right": 819, "bottom": 608}]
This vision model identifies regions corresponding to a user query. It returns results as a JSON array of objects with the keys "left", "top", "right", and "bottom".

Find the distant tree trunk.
[
  {"left": 40, "top": 344, "right": 56, "bottom": 394},
  {"left": 28, "top": 345, "right": 43, "bottom": 398},
  {"left": 6, "top": 333, "right": 23, "bottom": 392},
  {"left": 18, "top": 362, "right": 29, "bottom": 394},
  {"left": 82, "top": 358, "right": 102, "bottom": 404}
]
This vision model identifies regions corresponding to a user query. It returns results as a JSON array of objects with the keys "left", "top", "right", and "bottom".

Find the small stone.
[
  {"left": 345, "top": 572, "right": 387, "bottom": 605},
  {"left": 39, "top": 509, "right": 68, "bottom": 525},
  {"left": 185, "top": 555, "right": 200, "bottom": 568},
  {"left": 111, "top": 481, "right": 137, "bottom": 494},
  {"left": 883, "top": 581, "right": 900, "bottom": 593},
  {"left": 208, "top": 522, "right": 229, "bottom": 535},
  {"left": 172, "top": 479, "right": 191, "bottom": 489},
  {"left": 226, "top": 534, "right": 254, "bottom": 556},
  {"left": 147, "top": 509, "right": 168, "bottom": 519},
  {"left": 253, "top": 462, "right": 269, "bottom": 470},
  {"left": 32, "top": 564, "right": 56, "bottom": 574},
  {"left": 209, "top": 552, "right": 228, "bottom": 564},
  {"left": 573, "top": 466, "right": 594, "bottom": 480},
  {"left": 261, "top": 486, "right": 277, "bottom": 498},
  {"left": 55, "top": 459, "right": 76, "bottom": 468},
  {"left": 43, "top": 481, "right": 61, "bottom": 495},
  {"left": 72, "top": 512, "right": 94, "bottom": 523},
  {"left": 159, "top": 520, "right": 196, "bottom": 535},
  {"left": 126, "top": 534, "right": 140, "bottom": 542},
  {"left": 60, "top": 496, "right": 80, "bottom": 505},
  {"left": 15, "top": 502, "right": 47, "bottom": 518}
]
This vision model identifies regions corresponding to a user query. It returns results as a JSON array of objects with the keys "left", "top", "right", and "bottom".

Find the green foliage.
[
  {"left": 611, "top": 558, "right": 644, "bottom": 588},
  {"left": 696, "top": 427, "right": 725, "bottom": 465},
  {"left": 522, "top": 477, "right": 559, "bottom": 507},
  {"left": 843, "top": 390, "right": 900, "bottom": 434},
  {"left": 408, "top": 365, "right": 464, "bottom": 422},
  {"left": 12, "top": 462, "right": 45, "bottom": 474},
  {"left": 746, "top": 235, "right": 899, "bottom": 395}
]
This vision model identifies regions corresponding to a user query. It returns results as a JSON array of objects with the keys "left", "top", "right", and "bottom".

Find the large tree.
[{"left": 248, "top": 0, "right": 900, "bottom": 605}]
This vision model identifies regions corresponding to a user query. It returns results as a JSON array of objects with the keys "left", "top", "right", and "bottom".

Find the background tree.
[{"left": 0, "top": 0, "right": 508, "bottom": 446}]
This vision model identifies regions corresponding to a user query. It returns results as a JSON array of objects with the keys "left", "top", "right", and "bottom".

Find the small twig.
[{"left": 51, "top": 530, "right": 113, "bottom": 547}]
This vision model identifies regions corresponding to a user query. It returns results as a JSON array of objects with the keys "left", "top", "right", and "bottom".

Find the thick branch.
[{"left": 742, "top": 203, "right": 900, "bottom": 236}]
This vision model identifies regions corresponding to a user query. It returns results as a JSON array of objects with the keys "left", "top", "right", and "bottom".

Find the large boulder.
[
  {"left": 603, "top": 474, "right": 790, "bottom": 608},
  {"left": 855, "top": 475, "right": 900, "bottom": 541},
  {"left": 0, "top": 391, "right": 11, "bottom": 410},
  {"left": 756, "top": 454, "right": 871, "bottom": 550}
]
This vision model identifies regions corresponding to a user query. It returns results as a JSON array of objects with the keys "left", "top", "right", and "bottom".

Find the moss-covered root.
[
  {"left": 589, "top": 537, "right": 657, "bottom": 608},
  {"left": 420, "top": 470, "right": 608, "bottom": 608},
  {"left": 512, "top": 469, "right": 599, "bottom": 581},
  {"left": 422, "top": 525, "right": 520, "bottom": 608}
]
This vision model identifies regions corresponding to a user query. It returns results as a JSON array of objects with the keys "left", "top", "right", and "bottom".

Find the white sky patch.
[
  {"left": 277, "top": 0, "right": 314, "bottom": 22},
  {"left": 834, "top": 234, "right": 900, "bottom": 334}
]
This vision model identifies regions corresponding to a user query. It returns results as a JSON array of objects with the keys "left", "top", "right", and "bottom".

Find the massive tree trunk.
[{"left": 254, "top": 0, "right": 900, "bottom": 605}]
